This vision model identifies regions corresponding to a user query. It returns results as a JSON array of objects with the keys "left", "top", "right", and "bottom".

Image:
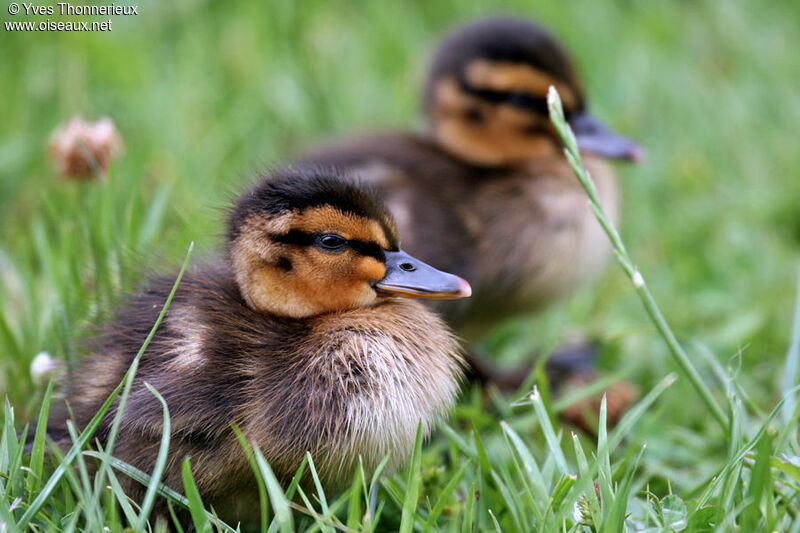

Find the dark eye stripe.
[
  {"left": 458, "top": 80, "right": 555, "bottom": 116},
  {"left": 349, "top": 240, "right": 385, "bottom": 262},
  {"left": 270, "top": 230, "right": 386, "bottom": 262}
]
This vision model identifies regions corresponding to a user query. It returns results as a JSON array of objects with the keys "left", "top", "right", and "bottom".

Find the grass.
[{"left": 2, "top": 0, "right": 800, "bottom": 531}]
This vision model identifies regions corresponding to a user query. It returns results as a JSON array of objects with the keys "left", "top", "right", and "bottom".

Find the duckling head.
[
  {"left": 228, "top": 167, "right": 472, "bottom": 318},
  {"left": 424, "top": 17, "right": 643, "bottom": 167}
]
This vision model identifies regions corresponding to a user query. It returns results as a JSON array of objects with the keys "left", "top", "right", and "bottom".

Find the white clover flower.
[{"left": 30, "top": 351, "right": 63, "bottom": 386}]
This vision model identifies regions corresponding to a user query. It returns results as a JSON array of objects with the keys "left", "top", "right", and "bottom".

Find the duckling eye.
[
  {"left": 506, "top": 91, "right": 549, "bottom": 114},
  {"left": 316, "top": 234, "right": 347, "bottom": 252}
]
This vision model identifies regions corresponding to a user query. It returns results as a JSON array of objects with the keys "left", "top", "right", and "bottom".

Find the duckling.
[
  {"left": 298, "top": 17, "right": 642, "bottom": 385},
  {"left": 51, "top": 167, "right": 470, "bottom": 525}
]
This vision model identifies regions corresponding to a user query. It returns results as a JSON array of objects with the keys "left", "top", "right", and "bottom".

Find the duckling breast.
[
  {"left": 241, "top": 299, "right": 463, "bottom": 490},
  {"left": 465, "top": 155, "right": 618, "bottom": 322}
]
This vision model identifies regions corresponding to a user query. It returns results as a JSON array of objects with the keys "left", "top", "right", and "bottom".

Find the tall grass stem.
[{"left": 547, "top": 87, "right": 728, "bottom": 431}]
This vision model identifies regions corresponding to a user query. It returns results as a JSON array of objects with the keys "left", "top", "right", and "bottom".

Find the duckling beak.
[
  {"left": 569, "top": 111, "right": 645, "bottom": 162},
  {"left": 374, "top": 250, "right": 472, "bottom": 300}
]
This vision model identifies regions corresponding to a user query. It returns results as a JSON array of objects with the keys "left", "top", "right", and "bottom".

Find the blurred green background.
[{"left": 1, "top": 0, "right": 800, "bottom": 436}]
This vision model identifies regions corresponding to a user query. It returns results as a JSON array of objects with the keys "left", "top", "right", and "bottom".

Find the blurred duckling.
[
  {"left": 52, "top": 167, "right": 470, "bottom": 524},
  {"left": 299, "top": 17, "right": 642, "bottom": 389}
]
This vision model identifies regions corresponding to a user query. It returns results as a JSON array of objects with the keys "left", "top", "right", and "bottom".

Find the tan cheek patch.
[
  {"left": 298, "top": 249, "right": 379, "bottom": 300},
  {"left": 307, "top": 249, "right": 352, "bottom": 278},
  {"left": 232, "top": 211, "right": 387, "bottom": 317},
  {"left": 241, "top": 211, "right": 291, "bottom": 236},
  {"left": 464, "top": 60, "right": 577, "bottom": 109},
  {"left": 356, "top": 256, "right": 386, "bottom": 282},
  {"left": 281, "top": 251, "right": 378, "bottom": 314},
  {"left": 496, "top": 104, "right": 544, "bottom": 129},
  {"left": 436, "top": 104, "right": 557, "bottom": 166},
  {"left": 432, "top": 76, "right": 561, "bottom": 166},
  {"left": 434, "top": 77, "right": 479, "bottom": 116}
]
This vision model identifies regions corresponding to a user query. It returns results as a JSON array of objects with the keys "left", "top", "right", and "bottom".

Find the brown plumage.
[
  {"left": 298, "top": 17, "right": 642, "bottom": 345},
  {"left": 50, "top": 167, "right": 469, "bottom": 526}
]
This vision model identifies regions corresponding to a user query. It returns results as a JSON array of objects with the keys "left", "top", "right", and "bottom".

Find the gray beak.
[
  {"left": 569, "top": 111, "right": 645, "bottom": 162},
  {"left": 374, "top": 249, "right": 472, "bottom": 300}
]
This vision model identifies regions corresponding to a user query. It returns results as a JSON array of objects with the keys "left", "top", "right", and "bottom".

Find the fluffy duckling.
[
  {"left": 52, "top": 168, "right": 469, "bottom": 524},
  {"left": 299, "top": 17, "right": 642, "bottom": 384}
]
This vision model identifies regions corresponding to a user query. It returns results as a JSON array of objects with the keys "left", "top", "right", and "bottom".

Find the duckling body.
[
  {"left": 299, "top": 17, "right": 641, "bottom": 353},
  {"left": 72, "top": 267, "right": 459, "bottom": 498},
  {"left": 54, "top": 169, "right": 468, "bottom": 524}
]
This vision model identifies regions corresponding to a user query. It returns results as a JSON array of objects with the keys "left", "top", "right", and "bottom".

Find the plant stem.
[{"left": 547, "top": 87, "right": 728, "bottom": 431}]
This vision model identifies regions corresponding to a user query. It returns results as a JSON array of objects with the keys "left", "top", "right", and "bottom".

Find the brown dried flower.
[
  {"left": 48, "top": 116, "right": 123, "bottom": 180},
  {"left": 560, "top": 373, "right": 639, "bottom": 433}
]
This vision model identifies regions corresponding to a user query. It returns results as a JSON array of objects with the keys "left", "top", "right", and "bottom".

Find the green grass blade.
[
  {"left": 500, "top": 420, "right": 546, "bottom": 519},
  {"left": 305, "top": 451, "right": 330, "bottom": 518},
  {"left": 439, "top": 422, "right": 475, "bottom": 460},
  {"left": 105, "top": 462, "right": 143, "bottom": 526},
  {"left": 65, "top": 420, "right": 100, "bottom": 525},
  {"left": 601, "top": 445, "right": 645, "bottom": 533},
  {"left": 26, "top": 381, "right": 53, "bottom": 494},
  {"left": 609, "top": 373, "right": 678, "bottom": 450},
  {"left": 488, "top": 509, "right": 502, "bottom": 533},
  {"left": 2, "top": 400, "right": 19, "bottom": 488},
  {"left": 135, "top": 383, "right": 172, "bottom": 530},
  {"left": 597, "top": 394, "right": 611, "bottom": 484},
  {"left": 233, "top": 425, "right": 270, "bottom": 533},
  {"left": 741, "top": 431, "right": 772, "bottom": 531},
  {"left": 399, "top": 423, "right": 423, "bottom": 533},
  {"left": 529, "top": 386, "right": 569, "bottom": 475},
  {"left": 549, "top": 473, "right": 577, "bottom": 515},
  {"left": 781, "top": 273, "right": 800, "bottom": 425},
  {"left": 490, "top": 469, "right": 525, "bottom": 532},
  {"left": 571, "top": 431, "right": 601, "bottom": 525},
  {"left": 346, "top": 463, "right": 363, "bottom": 531},
  {"left": 285, "top": 454, "right": 309, "bottom": 500},
  {"left": 168, "top": 501, "right": 187, "bottom": 533},
  {"left": 471, "top": 425, "right": 495, "bottom": 529},
  {"left": 422, "top": 461, "right": 468, "bottom": 532},
  {"left": 461, "top": 482, "right": 476, "bottom": 533},
  {"left": 182, "top": 458, "right": 211, "bottom": 533},
  {"left": 253, "top": 446, "right": 294, "bottom": 533},
  {"left": 0, "top": 496, "right": 21, "bottom": 533}
]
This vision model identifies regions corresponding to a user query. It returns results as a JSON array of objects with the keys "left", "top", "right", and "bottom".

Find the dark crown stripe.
[
  {"left": 423, "top": 17, "right": 586, "bottom": 114},
  {"left": 228, "top": 169, "right": 400, "bottom": 250}
]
